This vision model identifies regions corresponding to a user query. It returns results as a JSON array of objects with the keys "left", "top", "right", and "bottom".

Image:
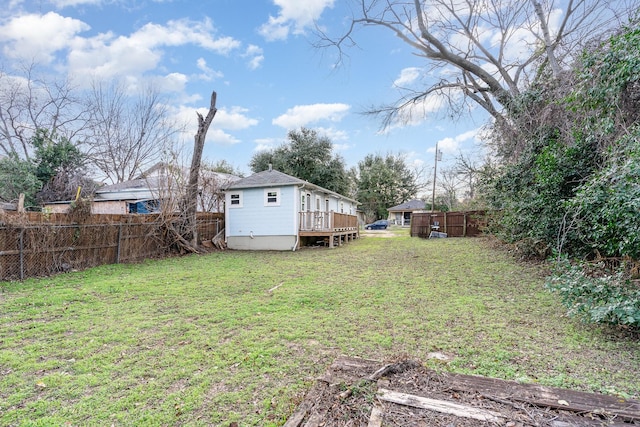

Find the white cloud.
[
  {"left": 173, "top": 104, "right": 258, "bottom": 146},
  {"left": 316, "top": 126, "right": 348, "bottom": 142},
  {"left": 196, "top": 58, "right": 224, "bottom": 81},
  {"left": 393, "top": 67, "right": 421, "bottom": 87},
  {"left": 215, "top": 106, "right": 259, "bottom": 130},
  {"left": 259, "top": 0, "right": 335, "bottom": 41},
  {"left": 0, "top": 13, "right": 241, "bottom": 77},
  {"left": 332, "top": 142, "right": 350, "bottom": 152},
  {"left": 431, "top": 128, "right": 480, "bottom": 154},
  {"left": 151, "top": 72, "right": 189, "bottom": 93},
  {"left": 273, "top": 103, "right": 350, "bottom": 128},
  {"left": 410, "top": 158, "right": 425, "bottom": 169},
  {"left": 247, "top": 55, "right": 264, "bottom": 70},
  {"left": 254, "top": 137, "right": 284, "bottom": 152},
  {"left": 207, "top": 128, "right": 241, "bottom": 145},
  {"left": 0, "top": 12, "right": 90, "bottom": 63},
  {"left": 51, "top": 0, "right": 102, "bottom": 6},
  {"left": 384, "top": 94, "right": 447, "bottom": 131},
  {"left": 243, "top": 44, "right": 264, "bottom": 70},
  {"left": 64, "top": 17, "right": 240, "bottom": 82}
]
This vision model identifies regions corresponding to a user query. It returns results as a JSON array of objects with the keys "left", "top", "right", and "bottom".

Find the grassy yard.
[{"left": 1, "top": 230, "right": 638, "bottom": 426}]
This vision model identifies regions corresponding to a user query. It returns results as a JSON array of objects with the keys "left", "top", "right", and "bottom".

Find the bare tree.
[
  {"left": 453, "top": 150, "right": 483, "bottom": 200},
  {"left": 84, "top": 80, "right": 184, "bottom": 184},
  {"left": 154, "top": 90, "right": 218, "bottom": 253},
  {"left": 198, "top": 164, "right": 240, "bottom": 213},
  {"left": 437, "top": 166, "right": 465, "bottom": 210},
  {"left": 0, "top": 63, "right": 88, "bottom": 159},
  {"left": 317, "top": 0, "right": 634, "bottom": 128},
  {"left": 181, "top": 90, "right": 218, "bottom": 248}
]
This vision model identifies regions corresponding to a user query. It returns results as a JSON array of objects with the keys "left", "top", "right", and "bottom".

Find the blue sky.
[{"left": 0, "top": 0, "right": 486, "bottom": 177}]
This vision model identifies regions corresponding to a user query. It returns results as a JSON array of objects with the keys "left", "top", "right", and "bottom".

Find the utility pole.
[{"left": 431, "top": 142, "right": 442, "bottom": 212}]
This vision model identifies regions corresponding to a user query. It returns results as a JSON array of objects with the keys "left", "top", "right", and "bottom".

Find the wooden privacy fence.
[
  {"left": 0, "top": 212, "right": 224, "bottom": 281},
  {"left": 410, "top": 210, "right": 488, "bottom": 238}
]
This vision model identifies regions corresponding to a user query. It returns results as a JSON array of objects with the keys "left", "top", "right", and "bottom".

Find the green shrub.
[
  {"left": 564, "top": 132, "right": 640, "bottom": 259},
  {"left": 546, "top": 257, "right": 640, "bottom": 328}
]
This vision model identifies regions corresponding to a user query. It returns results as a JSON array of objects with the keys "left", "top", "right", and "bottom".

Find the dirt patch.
[
  {"left": 360, "top": 229, "right": 398, "bottom": 238},
  {"left": 284, "top": 356, "right": 640, "bottom": 426}
]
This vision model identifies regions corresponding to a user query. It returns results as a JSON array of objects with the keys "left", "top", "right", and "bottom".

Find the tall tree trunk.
[{"left": 183, "top": 90, "right": 217, "bottom": 248}]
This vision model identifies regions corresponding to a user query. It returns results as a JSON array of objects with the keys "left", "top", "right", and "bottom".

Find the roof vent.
[{"left": 268, "top": 163, "right": 272, "bottom": 171}]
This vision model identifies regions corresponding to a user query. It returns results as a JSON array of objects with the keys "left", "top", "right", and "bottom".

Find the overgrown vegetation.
[
  {"left": 546, "top": 257, "right": 640, "bottom": 328},
  {"left": 484, "top": 23, "right": 640, "bottom": 328},
  {"left": 1, "top": 235, "right": 638, "bottom": 425},
  {"left": 0, "top": 129, "right": 94, "bottom": 207}
]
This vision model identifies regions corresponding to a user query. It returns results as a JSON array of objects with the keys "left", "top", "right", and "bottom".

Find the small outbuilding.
[
  {"left": 224, "top": 168, "right": 359, "bottom": 250},
  {"left": 387, "top": 199, "right": 427, "bottom": 226}
]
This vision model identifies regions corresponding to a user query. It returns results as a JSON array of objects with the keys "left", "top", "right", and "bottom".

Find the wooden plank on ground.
[
  {"left": 284, "top": 356, "right": 640, "bottom": 425},
  {"left": 442, "top": 372, "right": 640, "bottom": 421},
  {"left": 282, "top": 406, "right": 308, "bottom": 427},
  {"left": 318, "top": 356, "right": 380, "bottom": 384},
  {"left": 302, "top": 411, "right": 323, "bottom": 427},
  {"left": 367, "top": 404, "right": 384, "bottom": 427},
  {"left": 378, "top": 388, "right": 504, "bottom": 422}
]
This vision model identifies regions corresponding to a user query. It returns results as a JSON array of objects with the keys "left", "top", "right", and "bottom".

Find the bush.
[
  {"left": 564, "top": 132, "right": 640, "bottom": 259},
  {"left": 545, "top": 257, "right": 640, "bottom": 328},
  {"left": 485, "top": 24, "right": 640, "bottom": 263}
]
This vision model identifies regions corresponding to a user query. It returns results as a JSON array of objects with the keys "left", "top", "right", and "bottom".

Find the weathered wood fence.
[
  {"left": 0, "top": 212, "right": 224, "bottom": 281},
  {"left": 410, "top": 210, "right": 488, "bottom": 238}
]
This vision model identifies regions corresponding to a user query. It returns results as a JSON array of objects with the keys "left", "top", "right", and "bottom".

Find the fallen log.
[{"left": 377, "top": 388, "right": 504, "bottom": 422}]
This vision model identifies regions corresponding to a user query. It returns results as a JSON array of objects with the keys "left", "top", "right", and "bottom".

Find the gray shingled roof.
[
  {"left": 224, "top": 169, "right": 305, "bottom": 190},
  {"left": 96, "top": 165, "right": 240, "bottom": 194},
  {"left": 224, "top": 169, "right": 359, "bottom": 204},
  {"left": 97, "top": 176, "right": 161, "bottom": 193},
  {"left": 387, "top": 199, "right": 427, "bottom": 211}
]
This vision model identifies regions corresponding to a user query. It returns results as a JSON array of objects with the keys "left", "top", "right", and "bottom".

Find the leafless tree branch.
[{"left": 316, "top": 0, "right": 635, "bottom": 130}]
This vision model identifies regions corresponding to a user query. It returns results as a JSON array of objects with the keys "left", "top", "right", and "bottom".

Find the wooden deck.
[{"left": 298, "top": 211, "right": 359, "bottom": 248}]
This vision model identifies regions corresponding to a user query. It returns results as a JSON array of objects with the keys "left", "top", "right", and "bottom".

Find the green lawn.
[{"left": 1, "top": 231, "right": 638, "bottom": 426}]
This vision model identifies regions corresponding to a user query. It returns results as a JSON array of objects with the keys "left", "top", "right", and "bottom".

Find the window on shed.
[
  {"left": 264, "top": 188, "right": 281, "bottom": 206},
  {"left": 229, "top": 191, "right": 243, "bottom": 208}
]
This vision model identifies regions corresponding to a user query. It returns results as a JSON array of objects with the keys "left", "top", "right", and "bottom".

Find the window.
[
  {"left": 264, "top": 188, "right": 280, "bottom": 206},
  {"left": 316, "top": 197, "right": 321, "bottom": 211},
  {"left": 301, "top": 194, "right": 305, "bottom": 211},
  {"left": 340, "top": 202, "right": 344, "bottom": 213},
  {"left": 229, "top": 191, "right": 243, "bottom": 208}
]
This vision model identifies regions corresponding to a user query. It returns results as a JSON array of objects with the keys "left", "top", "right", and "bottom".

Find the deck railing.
[{"left": 299, "top": 211, "right": 358, "bottom": 232}]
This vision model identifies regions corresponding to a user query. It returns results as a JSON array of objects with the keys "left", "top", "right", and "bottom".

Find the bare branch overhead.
[{"left": 317, "top": 0, "right": 635, "bottom": 128}]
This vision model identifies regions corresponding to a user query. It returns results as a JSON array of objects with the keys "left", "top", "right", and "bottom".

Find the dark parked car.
[{"left": 364, "top": 220, "right": 389, "bottom": 230}]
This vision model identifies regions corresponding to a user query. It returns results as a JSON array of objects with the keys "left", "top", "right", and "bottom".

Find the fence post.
[
  {"left": 19, "top": 227, "right": 24, "bottom": 280},
  {"left": 444, "top": 212, "right": 447, "bottom": 235},
  {"left": 463, "top": 212, "right": 467, "bottom": 237},
  {"left": 116, "top": 223, "right": 122, "bottom": 264}
]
